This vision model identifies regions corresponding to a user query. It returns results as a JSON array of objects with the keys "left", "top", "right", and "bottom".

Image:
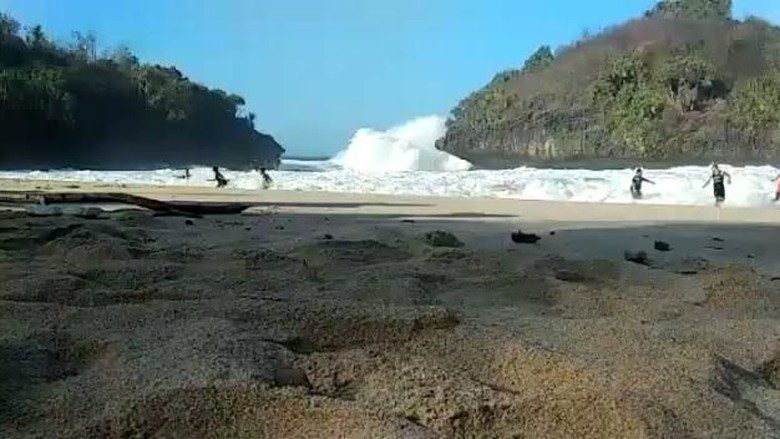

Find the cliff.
[
  {"left": 0, "top": 13, "right": 284, "bottom": 170},
  {"left": 437, "top": 0, "right": 780, "bottom": 165}
]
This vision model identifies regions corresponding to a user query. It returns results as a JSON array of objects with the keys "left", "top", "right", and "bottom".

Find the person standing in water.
[
  {"left": 703, "top": 163, "right": 731, "bottom": 207},
  {"left": 259, "top": 167, "right": 273, "bottom": 190},
  {"left": 630, "top": 168, "right": 654, "bottom": 199}
]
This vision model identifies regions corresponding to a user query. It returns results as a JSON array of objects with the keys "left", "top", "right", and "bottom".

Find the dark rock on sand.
[
  {"left": 185, "top": 219, "right": 194, "bottom": 226},
  {"left": 654, "top": 240, "right": 672, "bottom": 252},
  {"left": 511, "top": 230, "right": 541, "bottom": 244},
  {"left": 273, "top": 367, "right": 312, "bottom": 388},
  {"left": 322, "top": 234, "right": 334, "bottom": 240},
  {"left": 624, "top": 250, "right": 649, "bottom": 265},
  {"left": 423, "top": 231, "right": 464, "bottom": 248}
]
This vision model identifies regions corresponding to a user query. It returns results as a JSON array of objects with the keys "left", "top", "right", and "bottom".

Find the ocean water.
[{"left": 1, "top": 115, "right": 779, "bottom": 208}]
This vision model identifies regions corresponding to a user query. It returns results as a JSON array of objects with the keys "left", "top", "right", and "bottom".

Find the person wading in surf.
[
  {"left": 259, "top": 167, "right": 273, "bottom": 190},
  {"left": 211, "top": 166, "right": 229, "bottom": 188},
  {"left": 703, "top": 163, "right": 731, "bottom": 207},
  {"left": 630, "top": 167, "right": 654, "bottom": 199}
]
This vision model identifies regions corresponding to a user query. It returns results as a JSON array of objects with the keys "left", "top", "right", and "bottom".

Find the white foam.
[
  {"left": 3, "top": 164, "right": 779, "bottom": 208},
  {"left": 2, "top": 115, "right": 780, "bottom": 208},
  {"left": 329, "top": 116, "right": 472, "bottom": 172}
]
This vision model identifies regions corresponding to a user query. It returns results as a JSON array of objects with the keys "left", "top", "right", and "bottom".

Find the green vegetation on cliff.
[
  {"left": 438, "top": 0, "right": 780, "bottom": 164},
  {"left": 0, "top": 13, "right": 283, "bottom": 169}
]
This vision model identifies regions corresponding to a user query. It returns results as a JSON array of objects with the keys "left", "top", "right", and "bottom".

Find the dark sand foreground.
[{"left": 2, "top": 182, "right": 780, "bottom": 438}]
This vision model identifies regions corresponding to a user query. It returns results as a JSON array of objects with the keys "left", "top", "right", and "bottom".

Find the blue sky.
[{"left": 1, "top": 1, "right": 778, "bottom": 156}]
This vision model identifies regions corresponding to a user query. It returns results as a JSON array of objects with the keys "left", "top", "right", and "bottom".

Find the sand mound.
[
  {"left": 41, "top": 223, "right": 149, "bottom": 262},
  {"left": 1, "top": 271, "right": 92, "bottom": 305},
  {"left": 73, "top": 387, "right": 432, "bottom": 439},
  {"left": 274, "top": 305, "right": 459, "bottom": 354},
  {"left": 0, "top": 331, "right": 104, "bottom": 424},
  {"left": 702, "top": 266, "right": 780, "bottom": 317}
]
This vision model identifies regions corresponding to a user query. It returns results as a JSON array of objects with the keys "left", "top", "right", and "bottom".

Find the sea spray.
[{"left": 329, "top": 116, "right": 472, "bottom": 172}]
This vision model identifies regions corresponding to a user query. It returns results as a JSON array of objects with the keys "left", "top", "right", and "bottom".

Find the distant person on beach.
[
  {"left": 211, "top": 166, "right": 228, "bottom": 188},
  {"left": 630, "top": 168, "right": 654, "bottom": 199},
  {"left": 772, "top": 173, "right": 780, "bottom": 201},
  {"left": 177, "top": 168, "right": 191, "bottom": 180},
  {"left": 703, "top": 163, "right": 731, "bottom": 207},
  {"left": 259, "top": 167, "right": 273, "bottom": 190}
]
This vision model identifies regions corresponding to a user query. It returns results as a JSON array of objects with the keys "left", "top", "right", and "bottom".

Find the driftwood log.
[{"left": 0, "top": 191, "right": 252, "bottom": 217}]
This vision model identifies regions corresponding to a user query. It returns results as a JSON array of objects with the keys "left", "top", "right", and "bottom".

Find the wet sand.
[{"left": 2, "top": 179, "right": 780, "bottom": 438}]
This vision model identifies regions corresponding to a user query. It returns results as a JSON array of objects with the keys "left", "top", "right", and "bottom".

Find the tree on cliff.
[
  {"left": 646, "top": 0, "right": 732, "bottom": 21},
  {"left": 0, "top": 12, "right": 284, "bottom": 169},
  {"left": 522, "top": 46, "right": 555, "bottom": 73},
  {"left": 438, "top": 0, "right": 780, "bottom": 163}
]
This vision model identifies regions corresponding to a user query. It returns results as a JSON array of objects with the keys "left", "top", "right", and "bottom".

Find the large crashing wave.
[{"left": 329, "top": 116, "right": 472, "bottom": 172}]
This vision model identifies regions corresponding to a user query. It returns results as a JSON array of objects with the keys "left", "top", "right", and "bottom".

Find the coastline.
[{"left": 3, "top": 177, "right": 780, "bottom": 225}]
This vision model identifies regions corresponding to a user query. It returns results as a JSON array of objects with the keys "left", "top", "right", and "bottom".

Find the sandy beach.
[{"left": 2, "top": 179, "right": 780, "bottom": 438}]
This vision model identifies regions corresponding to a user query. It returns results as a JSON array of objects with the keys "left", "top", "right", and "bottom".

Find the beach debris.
[
  {"left": 747, "top": 254, "right": 756, "bottom": 259},
  {"left": 322, "top": 233, "right": 334, "bottom": 240},
  {"left": 423, "top": 230, "right": 464, "bottom": 248},
  {"left": 1, "top": 190, "right": 254, "bottom": 217},
  {"left": 184, "top": 219, "right": 194, "bottom": 226},
  {"left": 511, "top": 230, "right": 541, "bottom": 244},
  {"left": 275, "top": 225, "right": 285, "bottom": 230},
  {"left": 677, "top": 269, "right": 699, "bottom": 275},
  {"left": 25, "top": 205, "right": 62, "bottom": 217},
  {"left": 624, "top": 250, "right": 649, "bottom": 265},
  {"left": 705, "top": 245, "right": 724, "bottom": 251},
  {"left": 61, "top": 206, "right": 104, "bottom": 219},
  {"left": 654, "top": 240, "right": 672, "bottom": 252},
  {"left": 549, "top": 231, "right": 556, "bottom": 236},
  {"left": 712, "top": 236, "right": 725, "bottom": 242},
  {"left": 401, "top": 219, "right": 416, "bottom": 224}
]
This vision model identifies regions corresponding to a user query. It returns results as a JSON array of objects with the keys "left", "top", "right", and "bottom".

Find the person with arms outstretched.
[
  {"left": 630, "top": 167, "right": 654, "bottom": 199},
  {"left": 703, "top": 163, "right": 731, "bottom": 207}
]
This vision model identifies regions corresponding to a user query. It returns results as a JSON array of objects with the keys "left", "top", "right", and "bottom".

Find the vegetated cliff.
[
  {"left": 437, "top": 0, "right": 780, "bottom": 166},
  {"left": 0, "top": 13, "right": 284, "bottom": 170}
]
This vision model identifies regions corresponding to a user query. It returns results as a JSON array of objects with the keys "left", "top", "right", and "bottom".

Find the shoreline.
[{"left": 2, "top": 177, "right": 780, "bottom": 225}]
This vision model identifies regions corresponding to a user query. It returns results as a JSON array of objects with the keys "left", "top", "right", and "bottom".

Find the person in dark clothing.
[
  {"left": 259, "top": 167, "right": 273, "bottom": 190},
  {"left": 211, "top": 166, "right": 228, "bottom": 188},
  {"left": 630, "top": 168, "right": 654, "bottom": 199},
  {"left": 703, "top": 163, "right": 731, "bottom": 207},
  {"left": 177, "top": 168, "right": 191, "bottom": 180}
]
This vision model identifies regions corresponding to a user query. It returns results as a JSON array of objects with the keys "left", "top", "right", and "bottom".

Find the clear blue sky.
[{"left": 1, "top": 0, "right": 777, "bottom": 156}]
